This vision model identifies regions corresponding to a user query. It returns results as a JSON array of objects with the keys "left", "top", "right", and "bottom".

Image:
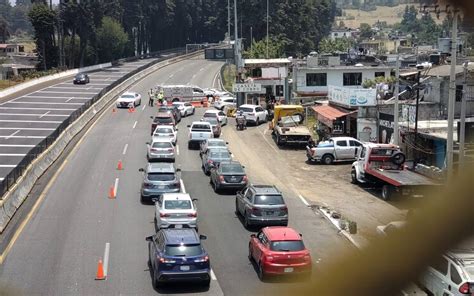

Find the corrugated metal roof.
[
  {"left": 427, "top": 64, "right": 474, "bottom": 77},
  {"left": 312, "top": 105, "right": 356, "bottom": 120}
]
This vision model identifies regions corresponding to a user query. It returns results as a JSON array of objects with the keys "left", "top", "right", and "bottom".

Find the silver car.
[
  {"left": 139, "top": 163, "right": 181, "bottom": 203},
  {"left": 199, "top": 139, "right": 228, "bottom": 158},
  {"left": 147, "top": 138, "right": 175, "bottom": 162},
  {"left": 201, "top": 148, "right": 232, "bottom": 175},
  {"left": 152, "top": 125, "right": 178, "bottom": 145},
  {"left": 154, "top": 193, "right": 198, "bottom": 231}
]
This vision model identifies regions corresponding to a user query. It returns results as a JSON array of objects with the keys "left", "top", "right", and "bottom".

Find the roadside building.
[{"left": 330, "top": 28, "right": 356, "bottom": 40}]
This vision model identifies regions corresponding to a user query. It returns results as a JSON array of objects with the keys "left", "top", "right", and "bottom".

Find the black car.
[
  {"left": 158, "top": 105, "right": 181, "bottom": 123},
  {"left": 73, "top": 73, "right": 90, "bottom": 84},
  {"left": 146, "top": 229, "right": 211, "bottom": 288},
  {"left": 210, "top": 161, "right": 248, "bottom": 192},
  {"left": 235, "top": 185, "right": 288, "bottom": 229}
]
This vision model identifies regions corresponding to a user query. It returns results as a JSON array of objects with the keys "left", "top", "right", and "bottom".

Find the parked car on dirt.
[
  {"left": 238, "top": 104, "right": 268, "bottom": 126},
  {"left": 248, "top": 226, "right": 312, "bottom": 280},
  {"left": 235, "top": 185, "right": 288, "bottom": 228},
  {"left": 306, "top": 137, "right": 363, "bottom": 164}
]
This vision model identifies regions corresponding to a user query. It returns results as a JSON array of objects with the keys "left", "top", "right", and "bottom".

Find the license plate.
[
  {"left": 180, "top": 265, "right": 190, "bottom": 271},
  {"left": 284, "top": 267, "right": 294, "bottom": 273},
  {"left": 174, "top": 224, "right": 183, "bottom": 229},
  {"left": 266, "top": 211, "right": 274, "bottom": 215},
  {"left": 158, "top": 185, "right": 165, "bottom": 190}
]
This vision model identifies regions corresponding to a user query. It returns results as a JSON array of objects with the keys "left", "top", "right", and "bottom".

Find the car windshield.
[
  {"left": 204, "top": 118, "right": 219, "bottom": 125},
  {"left": 165, "top": 244, "right": 203, "bottom": 257},
  {"left": 221, "top": 164, "right": 244, "bottom": 174},
  {"left": 371, "top": 149, "right": 397, "bottom": 156},
  {"left": 76, "top": 74, "right": 85, "bottom": 78},
  {"left": 203, "top": 112, "right": 217, "bottom": 117},
  {"left": 209, "top": 141, "right": 226, "bottom": 147},
  {"left": 270, "top": 240, "right": 305, "bottom": 252},
  {"left": 121, "top": 95, "right": 135, "bottom": 99},
  {"left": 254, "top": 195, "right": 284, "bottom": 205},
  {"left": 210, "top": 151, "right": 230, "bottom": 159},
  {"left": 239, "top": 107, "right": 253, "bottom": 113},
  {"left": 157, "top": 117, "right": 173, "bottom": 123},
  {"left": 158, "top": 107, "right": 171, "bottom": 112},
  {"left": 192, "top": 124, "right": 211, "bottom": 131},
  {"left": 147, "top": 173, "right": 175, "bottom": 181},
  {"left": 152, "top": 142, "right": 172, "bottom": 148},
  {"left": 155, "top": 128, "right": 173, "bottom": 134},
  {"left": 164, "top": 200, "right": 192, "bottom": 210}
]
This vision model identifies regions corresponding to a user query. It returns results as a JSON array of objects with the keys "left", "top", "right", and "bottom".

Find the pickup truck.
[
  {"left": 306, "top": 137, "right": 363, "bottom": 165},
  {"left": 187, "top": 121, "right": 213, "bottom": 149},
  {"left": 274, "top": 115, "right": 312, "bottom": 147},
  {"left": 351, "top": 143, "right": 442, "bottom": 201}
]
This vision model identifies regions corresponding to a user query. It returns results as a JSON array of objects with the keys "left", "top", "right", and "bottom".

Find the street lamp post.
[{"left": 266, "top": 0, "right": 269, "bottom": 59}]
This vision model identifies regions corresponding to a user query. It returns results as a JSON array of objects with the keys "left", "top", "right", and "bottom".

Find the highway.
[{"left": 0, "top": 56, "right": 350, "bottom": 295}]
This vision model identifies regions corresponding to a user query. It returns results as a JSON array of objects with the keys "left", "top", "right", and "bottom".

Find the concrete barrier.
[
  {"left": 0, "top": 62, "right": 112, "bottom": 99},
  {"left": 0, "top": 51, "right": 202, "bottom": 233}
]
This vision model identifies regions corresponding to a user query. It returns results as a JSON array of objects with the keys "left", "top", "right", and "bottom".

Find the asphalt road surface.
[
  {"left": 0, "top": 59, "right": 154, "bottom": 182},
  {"left": 0, "top": 56, "right": 350, "bottom": 295}
]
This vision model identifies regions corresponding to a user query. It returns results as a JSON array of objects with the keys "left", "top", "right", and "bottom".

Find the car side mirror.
[
  {"left": 242, "top": 166, "right": 245, "bottom": 169},
  {"left": 199, "top": 235, "right": 207, "bottom": 240},
  {"left": 152, "top": 197, "right": 159, "bottom": 203},
  {"left": 176, "top": 128, "right": 179, "bottom": 131},
  {"left": 226, "top": 142, "right": 229, "bottom": 144},
  {"left": 138, "top": 168, "right": 144, "bottom": 172},
  {"left": 150, "top": 116, "right": 154, "bottom": 119},
  {"left": 145, "top": 236, "right": 153, "bottom": 242},
  {"left": 146, "top": 142, "right": 150, "bottom": 145},
  {"left": 192, "top": 198, "right": 198, "bottom": 202},
  {"left": 250, "top": 234, "right": 256, "bottom": 238},
  {"left": 187, "top": 125, "right": 191, "bottom": 128},
  {"left": 176, "top": 168, "right": 182, "bottom": 172},
  {"left": 299, "top": 233, "right": 303, "bottom": 237}
]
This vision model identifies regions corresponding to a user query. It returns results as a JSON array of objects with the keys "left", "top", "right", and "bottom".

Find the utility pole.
[
  {"left": 414, "top": 69, "right": 421, "bottom": 164},
  {"left": 459, "top": 61, "right": 468, "bottom": 168},
  {"left": 250, "top": 26, "right": 253, "bottom": 54},
  {"left": 266, "top": 0, "right": 269, "bottom": 59},
  {"left": 447, "top": 11, "right": 458, "bottom": 180},
  {"left": 227, "top": 0, "right": 230, "bottom": 41},
  {"left": 393, "top": 46, "right": 400, "bottom": 145},
  {"left": 234, "top": 0, "right": 238, "bottom": 67}
]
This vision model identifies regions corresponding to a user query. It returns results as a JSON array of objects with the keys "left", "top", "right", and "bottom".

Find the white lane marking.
[
  {"left": 0, "top": 119, "right": 62, "bottom": 123},
  {"left": 21, "top": 96, "right": 91, "bottom": 101},
  {"left": 0, "top": 127, "right": 55, "bottom": 131},
  {"left": 169, "top": 74, "right": 174, "bottom": 78},
  {"left": 2, "top": 101, "right": 83, "bottom": 106},
  {"left": 0, "top": 165, "right": 16, "bottom": 167},
  {"left": 65, "top": 97, "right": 74, "bottom": 103},
  {"left": 35, "top": 90, "right": 96, "bottom": 95},
  {"left": 298, "top": 194, "right": 310, "bottom": 207},
  {"left": 103, "top": 243, "right": 110, "bottom": 277},
  {"left": 5, "top": 130, "right": 20, "bottom": 139},
  {"left": 132, "top": 121, "right": 137, "bottom": 129},
  {"left": 199, "top": 67, "right": 204, "bottom": 72},
  {"left": 39, "top": 111, "right": 50, "bottom": 118},
  {"left": 142, "top": 105, "right": 146, "bottom": 111},
  {"left": 0, "top": 144, "right": 35, "bottom": 147},
  {"left": 114, "top": 178, "right": 119, "bottom": 196},
  {"left": 0, "top": 135, "right": 45, "bottom": 139},
  {"left": 0, "top": 107, "right": 76, "bottom": 111},
  {"left": 210, "top": 269, "right": 217, "bottom": 281},
  {"left": 122, "top": 144, "right": 128, "bottom": 155},
  {"left": 212, "top": 71, "right": 219, "bottom": 89},
  {"left": 176, "top": 144, "right": 180, "bottom": 156},
  {"left": 258, "top": 127, "right": 279, "bottom": 154},
  {"left": 0, "top": 113, "right": 68, "bottom": 117},
  {"left": 0, "top": 154, "right": 27, "bottom": 156},
  {"left": 192, "top": 74, "right": 197, "bottom": 79},
  {"left": 180, "top": 179, "right": 186, "bottom": 194}
]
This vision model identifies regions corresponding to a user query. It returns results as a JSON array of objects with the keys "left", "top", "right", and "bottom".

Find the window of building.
[
  {"left": 251, "top": 68, "right": 262, "bottom": 78},
  {"left": 343, "top": 72, "right": 362, "bottom": 86},
  {"left": 306, "top": 73, "right": 327, "bottom": 86},
  {"left": 456, "top": 85, "right": 463, "bottom": 102},
  {"left": 375, "top": 72, "right": 385, "bottom": 78}
]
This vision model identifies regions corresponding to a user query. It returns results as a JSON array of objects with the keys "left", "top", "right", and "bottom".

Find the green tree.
[
  {"left": 243, "top": 37, "right": 285, "bottom": 59},
  {"left": 417, "top": 13, "right": 441, "bottom": 45},
  {"left": 96, "top": 16, "right": 128, "bottom": 62},
  {"left": 400, "top": 5, "right": 419, "bottom": 33},
  {"left": 359, "top": 23, "right": 374, "bottom": 39},
  {"left": 319, "top": 37, "right": 354, "bottom": 53},
  {"left": 0, "top": 15, "right": 10, "bottom": 43},
  {"left": 28, "top": 3, "right": 58, "bottom": 70}
]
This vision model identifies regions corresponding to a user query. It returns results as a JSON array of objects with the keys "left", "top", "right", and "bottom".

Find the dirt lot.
[
  {"left": 222, "top": 120, "right": 424, "bottom": 242},
  {"left": 339, "top": 4, "right": 444, "bottom": 28}
]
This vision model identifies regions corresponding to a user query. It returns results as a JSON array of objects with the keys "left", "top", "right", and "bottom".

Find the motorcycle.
[{"left": 236, "top": 115, "right": 246, "bottom": 131}]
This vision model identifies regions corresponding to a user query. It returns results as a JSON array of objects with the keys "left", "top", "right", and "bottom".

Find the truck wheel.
[
  {"left": 276, "top": 134, "right": 282, "bottom": 146},
  {"left": 351, "top": 169, "right": 358, "bottom": 184},
  {"left": 322, "top": 154, "right": 334, "bottom": 165},
  {"left": 256, "top": 118, "right": 260, "bottom": 126},
  {"left": 381, "top": 185, "right": 394, "bottom": 201}
]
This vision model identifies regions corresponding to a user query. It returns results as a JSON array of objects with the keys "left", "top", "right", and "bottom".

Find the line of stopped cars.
[{"left": 139, "top": 100, "right": 312, "bottom": 288}]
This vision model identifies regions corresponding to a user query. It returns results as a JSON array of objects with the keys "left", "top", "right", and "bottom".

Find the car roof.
[
  {"left": 121, "top": 92, "right": 136, "bottom": 96},
  {"left": 162, "top": 193, "right": 192, "bottom": 201},
  {"left": 147, "top": 162, "right": 175, "bottom": 173},
  {"left": 161, "top": 229, "right": 200, "bottom": 245},
  {"left": 204, "top": 110, "right": 220, "bottom": 114},
  {"left": 156, "top": 112, "right": 173, "bottom": 117},
  {"left": 263, "top": 227, "right": 301, "bottom": 241},
  {"left": 219, "top": 161, "right": 242, "bottom": 166},
  {"left": 207, "top": 138, "right": 226, "bottom": 143},
  {"left": 191, "top": 121, "right": 211, "bottom": 126},
  {"left": 152, "top": 137, "right": 173, "bottom": 143},
  {"left": 154, "top": 125, "right": 174, "bottom": 129},
  {"left": 251, "top": 185, "right": 280, "bottom": 195},
  {"left": 240, "top": 104, "right": 258, "bottom": 108}
]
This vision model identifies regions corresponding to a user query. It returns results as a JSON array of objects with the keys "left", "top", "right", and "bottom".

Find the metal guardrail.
[{"left": 0, "top": 47, "right": 188, "bottom": 198}]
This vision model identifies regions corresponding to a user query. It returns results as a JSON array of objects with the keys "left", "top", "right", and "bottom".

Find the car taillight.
[
  {"left": 151, "top": 148, "right": 158, "bottom": 152},
  {"left": 187, "top": 212, "right": 197, "bottom": 218},
  {"left": 459, "top": 282, "right": 470, "bottom": 294},
  {"left": 143, "top": 183, "right": 153, "bottom": 189},
  {"left": 219, "top": 176, "right": 225, "bottom": 182},
  {"left": 194, "top": 256, "right": 209, "bottom": 263},
  {"left": 251, "top": 207, "right": 260, "bottom": 214},
  {"left": 168, "top": 148, "right": 174, "bottom": 152},
  {"left": 242, "top": 176, "right": 248, "bottom": 182},
  {"left": 160, "top": 213, "right": 170, "bottom": 218},
  {"left": 173, "top": 182, "right": 180, "bottom": 188},
  {"left": 207, "top": 160, "right": 213, "bottom": 164},
  {"left": 280, "top": 206, "right": 288, "bottom": 212},
  {"left": 159, "top": 257, "right": 176, "bottom": 264}
]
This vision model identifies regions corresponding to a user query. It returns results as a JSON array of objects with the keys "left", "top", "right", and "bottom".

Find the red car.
[
  {"left": 151, "top": 112, "right": 176, "bottom": 135},
  {"left": 248, "top": 226, "right": 312, "bottom": 280}
]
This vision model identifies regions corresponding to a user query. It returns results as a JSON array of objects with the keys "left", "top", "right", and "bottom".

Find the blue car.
[{"left": 146, "top": 229, "right": 211, "bottom": 288}]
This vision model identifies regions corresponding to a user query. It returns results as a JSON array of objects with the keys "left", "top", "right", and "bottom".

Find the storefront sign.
[
  {"left": 379, "top": 113, "right": 394, "bottom": 144},
  {"left": 328, "top": 85, "right": 377, "bottom": 107},
  {"left": 233, "top": 83, "right": 262, "bottom": 92},
  {"left": 357, "top": 118, "right": 378, "bottom": 142}
]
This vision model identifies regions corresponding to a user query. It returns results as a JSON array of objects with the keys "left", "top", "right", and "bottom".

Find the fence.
[{"left": 0, "top": 47, "right": 186, "bottom": 198}]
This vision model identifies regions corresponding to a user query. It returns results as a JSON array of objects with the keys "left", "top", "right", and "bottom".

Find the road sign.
[
  {"left": 233, "top": 83, "right": 262, "bottom": 93},
  {"left": 205, "top": 48, "right": 234, "bottom": 60}
]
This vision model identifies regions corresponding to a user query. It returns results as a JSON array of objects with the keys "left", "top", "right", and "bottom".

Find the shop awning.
[{"left": 312, "top": 105, "right": 355, "bottom": 121}]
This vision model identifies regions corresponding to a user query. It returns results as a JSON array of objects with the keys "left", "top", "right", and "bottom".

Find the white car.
[
  {"left": 202, "top": 109, "right": 228, "bottom": 126},
  {"left": 154, "top": 193, "right": 198, "bottom": 230},
  {"left": 152, "top": 125, "right": 178, "bottom": 145},
  {"left": 214, "top": 97, "right": 236, "bottom": 110},
  {"left": 147, "top": 138, "right": 175, "bottom": 162},
  {"left": 172, "top": 102, "right": 195, "bottom": 117},
  {"left": 116, "top": 92, "right": 141, "bottom": 108},
  {"left": 238, "top": 104, "right": 268, "bottom": 125}
]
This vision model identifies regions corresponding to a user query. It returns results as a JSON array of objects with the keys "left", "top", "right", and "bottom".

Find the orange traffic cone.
[
  {"left": 108, "top": 186, "right": 116, "bottom": 199},
  {"left": 117, "top": 160, "right": 123, "bottom": 171},
  {"left": 95, "top": 259, "right": 106, "bottom": 280}
]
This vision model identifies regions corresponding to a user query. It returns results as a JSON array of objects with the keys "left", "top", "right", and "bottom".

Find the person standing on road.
[
  {"left": 148, "top": 89, "right": 154, "bottom": 106},
  {"left": 157, "top": 91, "right": 164, "bottom": 105}
]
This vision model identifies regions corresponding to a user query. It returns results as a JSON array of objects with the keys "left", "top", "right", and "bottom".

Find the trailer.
[
  {"left": 156, "top": 85, "right": 206, "bottom": 103},
  {"left": 351, "top": 143, "right": 442, "bottom": 201}
]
